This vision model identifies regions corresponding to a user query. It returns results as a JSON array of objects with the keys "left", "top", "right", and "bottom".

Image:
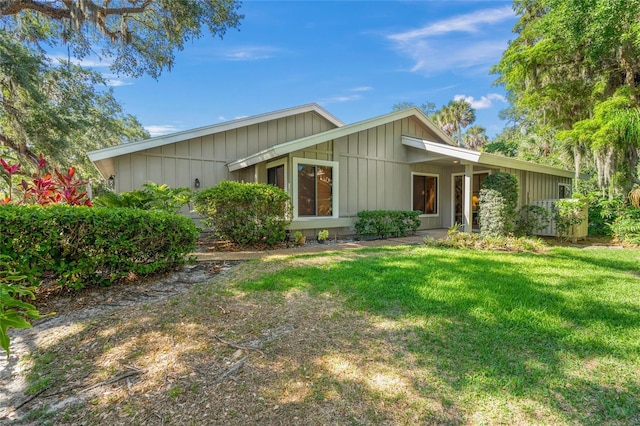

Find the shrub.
[
  {"left": 0, "top": 205, "right": 199, "bottom": 289},
  {"left": 354, "top": 210, "right": 421, "bottom": 239},
  {"left": 515, "top": 205, "right": 551, "bottom": 236},
  {"left": 1, "top": 155, "right": 91, "bottom": 206},
  {"left": 610, "top": 208, "right": 640, "bottom": 245},
  {"left": 193, "top": 180, "right": 292, "bottom": 246},
  {"left": 424, "top": 231, "right": 546, "bottom": 253},
  {"left": 0, "top": 255, "right": 42, "bottom": 357},
  {"left": 93, "top": 182, "right": 192, "bottom": 214},
  {"left": 553, "top": 199, "right": 588, "bottom": 241},
  {"left": 317, "top": 229, "right": 329, "bottom": 241},
  {"left": 479, "top": 172, "right": 519, "bottom": 237},
  {"left": 586, "top": 193, "right": 625, "bottom": 236}
]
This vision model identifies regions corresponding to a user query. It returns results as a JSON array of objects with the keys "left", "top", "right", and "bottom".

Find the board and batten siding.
[
  {"left": 113, "top": 111, "right": 337, "bottom": 193},
  {"left": 500, "top": 168, "right": 572, "bottom": 206},
  {"left": 330, "top": 116, "right": 446, "bottom": 229}
]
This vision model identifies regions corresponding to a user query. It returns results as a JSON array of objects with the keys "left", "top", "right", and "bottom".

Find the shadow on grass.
[
  {"left": 10, "top": 245, "right": 640, "bottom": 424},
  {"left": 241, "top": 245, "right": 640, "bottom": 424}
]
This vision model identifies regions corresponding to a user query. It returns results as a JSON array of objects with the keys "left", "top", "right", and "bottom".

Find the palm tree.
[
  {"left": 433, "top": 100, "right": 476, "bottom": 146},
  {"left": 464, "top": 126, "right": 488, "bottom": 150},
  {"left": 448, "top": 99, "right": 476, "bottom": 146}
]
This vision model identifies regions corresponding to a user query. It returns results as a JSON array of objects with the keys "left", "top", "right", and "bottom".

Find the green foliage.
[
  {"left": 553, "top": 199, "right": 588, "bottom": 240},
  {"left": 493, "top": 0, "right": 640, "bottom": 196},
  {"left": 610, "top": 208, "right": 640, "bottom": 245},
  {"left": 94, "top": 182, "right": 192, "bottom": 213},
  {"left": 0, "top": 205, "right": 198, "bottom": 289},
  {"left": 1, "top": 155, "right": 92, "bottom": 206},
  {"left": 479, "top": 172, "right": 519, "bottom": 237},
  {"left": 515, "top": 205, "right": 551, "bottom": 237},
  {"left": 294, "top": 231, "right": 306, "bottom": 246},
  {"left": 0, "top": 31, "right": 149, "bottom": 182},
  {"left": 3, "top": 0, "right": 243, "bottom": 79},
  {"left": 193, "top": 180, "right": 292, "bottom": 247},
  {"left": 586, "top": 193, "right": 625, "bottom": 236},
  {"left": 424, "top": 231, "right": 546, "bottom": 253},
  {"left": 0, "top": 255, "right": 42, "bottom": 357},
  {"left": 317, "top": 229, "right": 330, "bottom": 241},
  {"left": 354, "top": 210, "right": 421, "bottom": 239}
]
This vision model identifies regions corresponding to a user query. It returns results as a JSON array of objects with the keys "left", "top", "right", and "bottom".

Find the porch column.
[{"left": 463, "top": 163, "right": 474, "bottom": 232}]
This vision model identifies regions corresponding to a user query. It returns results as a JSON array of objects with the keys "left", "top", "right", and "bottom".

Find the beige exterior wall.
[{"left": 113, "top": 110, "right": 337, "bottom": 193}]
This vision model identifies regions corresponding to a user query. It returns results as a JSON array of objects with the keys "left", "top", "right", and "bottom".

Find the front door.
[{"left": 453, "top": 173, "right": 488, "bottom": 228}]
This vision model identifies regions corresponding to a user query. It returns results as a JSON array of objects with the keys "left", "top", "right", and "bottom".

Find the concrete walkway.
[{"left": 193, "top": 229, "right": 448, "bottom": 261}]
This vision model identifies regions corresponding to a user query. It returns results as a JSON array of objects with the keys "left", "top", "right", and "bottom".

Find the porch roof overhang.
[{"left": 402, "top": 136, "right": 580, "bottom": 179}]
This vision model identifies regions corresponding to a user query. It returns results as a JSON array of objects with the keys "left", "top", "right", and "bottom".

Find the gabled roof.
[
  {"left": 88, "top": 103, "right": 344, "bottom": 162},
  {"left": 227, "top": 107, "right": 453, "bottom": 171},
  {"left": 402, "top": 136, "right": 578, "bottom": 178}
]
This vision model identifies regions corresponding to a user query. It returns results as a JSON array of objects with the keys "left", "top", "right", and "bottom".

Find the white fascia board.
[
  {"left": 402, "top": 136, "right": 576, "bottom": 178},
  {"left": 88, "top": 103, "right": 344, "bottom": 162},
  {"left": 402, "top": 136, "right": 481, "bottom": 162},
  {"left": 229, "top": 107, "right": 450, "bottom": 172},
  {"left": 477, "top": 153, "right": 576, "bottom": 178}
]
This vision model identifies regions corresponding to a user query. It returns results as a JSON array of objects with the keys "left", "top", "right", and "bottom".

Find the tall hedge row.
[{"left": 0, "top": 205, "right": 199, "bottom": 289}]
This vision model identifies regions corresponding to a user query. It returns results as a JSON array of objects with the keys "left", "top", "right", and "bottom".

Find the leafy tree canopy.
[
  {"left": 0, "top": 0, "right": 243, "bottom": 184},
  {"left": 492, "top": 0, "right": 640, "bottom": 196},
  {"left": 1, "top": 0, "right": 243, "bottom": 78}
]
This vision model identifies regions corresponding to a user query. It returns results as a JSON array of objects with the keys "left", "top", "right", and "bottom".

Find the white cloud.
[
  {"left": 386, "top": 6, "right": 516, "bottom": 75},
  {"left": 106, "top": 79, "right": 132, "bottom": 87},
  {"left": 318, "top": 94, "right": 363, "bottom": 105},
  {"left": 454, "top": 93, "right": 507, "bottom": 109},
  {"left": 145, "top": 125, "right": 182, "bottom": 137},
  {"left": 388, "top": 6, "right": 514, "bottom": 42},
  {"left": 48, "top": 54, "right": 112, "bottom": 68},
  {"left": 224, "top": 46, "right": 280, "bottom": 61},
  {"left": 352, "top": 86, "right": 373, "bottom": 92}
]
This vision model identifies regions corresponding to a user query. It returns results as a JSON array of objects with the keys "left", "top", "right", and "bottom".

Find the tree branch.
[{"left": 0, "top": 133, "right": 39, "bottom": 165}]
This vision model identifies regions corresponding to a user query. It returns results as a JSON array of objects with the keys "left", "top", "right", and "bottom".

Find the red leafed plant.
[{"left": 1, "top": 155, "right": 92, "bottom": 206}]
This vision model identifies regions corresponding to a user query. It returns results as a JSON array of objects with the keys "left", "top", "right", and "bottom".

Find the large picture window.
[
  {"left": 413, "top": 173, "right": 438, "bottom": 215},
  {"left": 293, "top": 158, "right": 338, "bottom": 218}
]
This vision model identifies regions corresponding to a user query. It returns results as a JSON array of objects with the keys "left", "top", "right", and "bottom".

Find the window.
[
  {"left": 267, "top": 164, "right": 285, "bottom": 190},
  {"left": 413, "top": 173, "right": 438, "bottom": 215},
  {"left": 559, "top": 183, "right": 571, "bottom": 199},
  {"left": 293, "top": 158, "right": 338, "bottom": 218}
]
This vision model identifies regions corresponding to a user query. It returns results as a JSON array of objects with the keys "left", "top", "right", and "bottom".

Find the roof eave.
[
  {"left": 88, "top": 103, "right": 344, "bottom": 162},
  {"left": 229, "top": 107, "right": 453, "bottom": 171}
]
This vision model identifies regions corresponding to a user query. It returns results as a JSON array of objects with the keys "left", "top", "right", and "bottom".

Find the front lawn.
[{"left": 15, "top": 245, "right": 640, "bottom": 425}]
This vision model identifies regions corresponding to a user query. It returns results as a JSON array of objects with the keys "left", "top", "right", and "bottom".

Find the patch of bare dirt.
[{"left": 0, "top": 253, "right": 461, "bottom": 425}]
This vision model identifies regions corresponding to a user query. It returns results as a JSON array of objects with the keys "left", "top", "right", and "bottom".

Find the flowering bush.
[{"left": 1, "top": 154, "right": 91, "bottom": 206}]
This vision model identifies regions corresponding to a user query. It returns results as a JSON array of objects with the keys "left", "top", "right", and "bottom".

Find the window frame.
[
  {"left": 292, "top": 157, "right": 339, "bottom": 219},
  {"left": 411, "top": 172, "right": 439, "bottom": 217},
  {"left": 266, "top": 158, "right": 288, "bottom": 191},
  {"left": 558, "top": 183, "right": 572, "bottom": 199}
]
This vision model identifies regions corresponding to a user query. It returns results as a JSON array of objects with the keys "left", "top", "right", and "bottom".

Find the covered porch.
[{"left": 403, "top": 136, "right": 576, "bottom": 232}]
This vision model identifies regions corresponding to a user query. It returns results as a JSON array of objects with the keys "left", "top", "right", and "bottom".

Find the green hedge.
[
  {"left": 193, "top": 180, "right": 292, "bottom": 246},
  {"left": 0, "top": 205, "right": 199, "bottom": 289},
  {"left": 354, "top": 210, "right": 421, "bottom": 239}
]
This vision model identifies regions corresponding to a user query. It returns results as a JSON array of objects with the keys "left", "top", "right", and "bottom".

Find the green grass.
[{"left": 242, "top": 246, "right": 640, "bottom": 424}]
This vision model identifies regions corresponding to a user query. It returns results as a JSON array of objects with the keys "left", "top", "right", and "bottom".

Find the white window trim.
[
  {"left": 266, "top": 158, "right": 288, "bottom": 192},
  {"left": 412, "top": 172, "right": 439, "bottom": 217},
  {"left": 293, "top": 157, "right": 339, "bottom": 220}
]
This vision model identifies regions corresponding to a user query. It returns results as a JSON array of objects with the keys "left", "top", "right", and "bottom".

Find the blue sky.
[{"left": 101, "top": 1, "right": 518, "bottom": 138}]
